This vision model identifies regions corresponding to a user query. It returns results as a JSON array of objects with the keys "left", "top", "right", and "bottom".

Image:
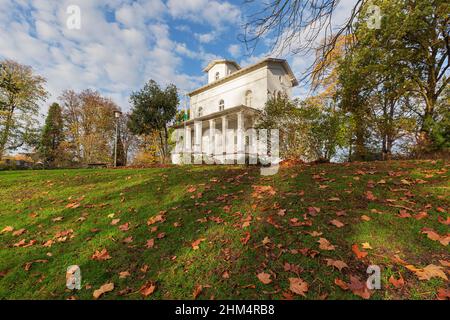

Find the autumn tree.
[
  {"left": 59, "top": 89, "right": 119, "bottom": 165},
  {"left": 0, "top": 60, "right": 47, "bottom": 159},
  {"left": 39, "top": 102, "right": 64, "bottom": 166},
  {"left": 128, "top": 80, "right": 178, "bottom": 164}
]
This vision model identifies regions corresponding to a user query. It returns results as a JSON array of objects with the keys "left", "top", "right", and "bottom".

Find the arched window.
[
  {"left": 197, "top": 107, "right": 203, "bottom": 117},
  {"left": 219, "top": 99, "right": 224, "bottom": 111},
  {"left": 245, "top": 90, "right": 253, "bottom": 107},
  {"left": 215, "top": 72, "right": 220, "bottom": 81}
]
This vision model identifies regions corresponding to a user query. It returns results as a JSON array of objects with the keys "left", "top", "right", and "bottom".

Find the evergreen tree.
[{"left": 40, "top": 102, "right": 64, "bottom": 166}]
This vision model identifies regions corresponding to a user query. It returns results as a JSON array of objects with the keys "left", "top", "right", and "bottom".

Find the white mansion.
[{"left": 172, "top": 57, "right": 298, "bottom": 164}]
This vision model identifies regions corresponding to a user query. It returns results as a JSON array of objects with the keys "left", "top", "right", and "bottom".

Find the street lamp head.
[{"left": 114, "top": 110, "right": 122, "bottom": 118}]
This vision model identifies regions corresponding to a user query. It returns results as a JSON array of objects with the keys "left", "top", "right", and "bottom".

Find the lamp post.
[{"left": 113, "top": 110, "right": 122, "bottom": 167}]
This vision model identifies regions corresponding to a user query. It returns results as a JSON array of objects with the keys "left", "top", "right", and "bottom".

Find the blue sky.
[{"left": 0, "top": 0, "right": 356, "bottom": 115}]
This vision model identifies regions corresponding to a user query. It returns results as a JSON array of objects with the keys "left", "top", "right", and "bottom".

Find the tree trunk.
[{"left": 0, "top": 106, "right": 15, "bottom": 160}]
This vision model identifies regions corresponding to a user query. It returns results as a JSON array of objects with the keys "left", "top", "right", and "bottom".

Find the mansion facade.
[{"left": 172, "top": 57, "right": 298, "bottom": 164}]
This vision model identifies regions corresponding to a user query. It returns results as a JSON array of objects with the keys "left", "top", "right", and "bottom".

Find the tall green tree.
[
  {"left": 128, "top": 80, "right": 178, "bottom": 163},
  {"left": 39, "top": 102, "right": 64, "bottom": 166},
  {"left": 0, "top": 60, "right": 47, "bottom": 159}
]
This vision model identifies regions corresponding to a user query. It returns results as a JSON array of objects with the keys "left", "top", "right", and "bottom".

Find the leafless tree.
[{"left": 240, "top": 0, "right": 365, "bottom": 82}]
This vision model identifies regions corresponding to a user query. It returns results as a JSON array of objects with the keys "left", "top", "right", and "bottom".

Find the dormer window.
[
  {"left": 215, "top": 72, "right": 220, "bottom": 81},
  {"left": 197, "top": 107, "right": 203, "bottom": 117},
  {"left": 219, "top": 100, "right": 224, "bottom": 111}
]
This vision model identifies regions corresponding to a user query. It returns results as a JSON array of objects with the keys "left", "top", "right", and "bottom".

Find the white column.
[
  {"left": 193, "top": 121, "right": 202, "bottom": 164},
  {"left": 221, "top": 115, "right": 227, "bottom": 164},
  {"left": 236, "top": 111, "right": 245, "bottom": 164},
  {"left": 209, "top": 119, "right": 215, "bottom": 156},
  {"left": 184, "top": 125, "right": 192, "bottom": 164}
]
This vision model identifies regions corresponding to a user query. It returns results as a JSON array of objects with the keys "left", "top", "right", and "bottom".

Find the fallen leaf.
[
  {"left": 193, "top": 284, "right": 203, "bottom": 299},
  {"left": 140, "top": 281, "right": 156, "bottom": 297},
  {"left": 146, "top": 239, "right": 155, "bottom": 248},
  {"left": 257, "top": 272, "right": 272, "bottom": 284},
  {"left": 325, "top": 259, "right": 348, "bottom": 271},
  {"left": 191, "top": 238, "right": 206, "bottom": 250},
  {"left": 330, "top": 219, "right": 345, "bottom": 228},
  {"left": 361, "top": 215, "right": 371, "bottom": 221},
  {"left": 389, "top": 274, "right": 405, "bottom": 288},
  {"left": 91, "top": 249, "right": 111, "bottom": 260},
  {"left": 348, "top": 276, "right": 371, "bottom": 299},
  {"left": 365, "top": 191, "right": 376, "bottom": 201},
  {"left": 119, "top": 271, "right": 131, "bottom": 279},
  {"left": 118, "top": 222, "right": 130, "bottom": 231},
  {"left": 289, "top": 278, "right": 308, "bottom": 296},
  {"left": 334, "top": 278, "right": 348, "bottom": 290},
  {"left": 415, "top": 264, "right": 448, "bottom": 281},
  {"left": 437, "top": 288, "right": 450, "bottom": 300},
  {"left": 111, "top": 219, "right": 120, "bottom": 225},
  {"left": 93, "top": 283, "right": 114, "bottom": 299},
  {"left": 421, "top": 228, "right": 449, "bottom": 246},
  {"left": 361, "top": 242, "right": 372, "bottom": 250},
  {"left": 12, "top": 228, "right": 26, "bottom": 236},
  {"left": 1, "top": 226, "right": 13, "bottom": 233},
  {"left": 352, "top": 244, "right": 368, "bottom": 259},
  {"left": 318, "top": 238, "right": 335, "bottom": 251}
]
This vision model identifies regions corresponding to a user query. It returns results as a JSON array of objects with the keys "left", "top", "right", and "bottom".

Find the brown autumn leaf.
[
  {"left": 122, "top": 236, "right": 133, "bottom": 244},
  {"left": 329, "top": 219, "right": 345, "bottom": 228},
  {"left": 421, "top": 228, "right": 449, "bottom": 246},
  {"left": 111, "top": 218, "right": 120, "bottom": 225},
  {"left": 13, "top": 239, "right": 27, "bottom": 247},
  {"left": 334, "top": 278, "right": 349, "bottom": 290},
  {"left": 328, "top": 197, "right": 341, "bottom": 202},
  {"left": 146, "top": 239, "right": 155, "bottom": 248},
  {"left": 365, "top": 191, "right": 376, "bottom": 201},
  {"left": 318, "top": 238, "right": 335, "bottom": 251},
  {"left": 307, "top": 207, "right": 320, "bottom": 216},
  {"left": 352, "top": 244, "right": 368, "bottom": 259},
  {"left": 325, "top": 259, "right": 348, "bottom": 271},
  {"left": 140, "top": 281, "right": 156, "bottom": 297},
  {"left": 289, "top": 278, "right": 308, "bottom": 296},
  {"left": 12, "top": 228, "right": 26, "bottom": 236},
  {"left": 438, "top": 216, "right": 450, "bottom": 225},
  {"left": 1, "top": 226, "right": 14, "bottom": 233},
  {"left": 118, "top": 222, "right": 130, "bottom": 231},
  {"left": 240, "top": 232, "right": 250, "bottom": 245},
  {"left": 91, "top": 249, "right": 111, "bottom": 260},
  {"left": 414, "top": 264, "right": 448, "bottom": 281},
  {"left": 191, "top": 238, "right": 206, "bottom": 250},
  {"left": 66, "top": 202, "right": 81, "bottom": 209},
  {"left": 347, "top": 276, "right": 371, "bottom": 299},
  {"left": 437, "top": 288, "right": 450, "bottom": 300},
  {"left": 147, "top": 214, "right": 166, "bottom": 225},
  {"left": 389, "top": 274, "right": 405, "bottom": 288},
  {"left": 439, "top": 260, "right": 450, "bottom": 267},
  {"left": 397, "top": 210, "right": 412, "bottom": 218},
  {"left": 119, "top": 271, "right": 131, "bottom": 279},
  {"left": 187, "top": 186, "right": 197, "bottom": 193},
  {"left": 360, "top": 215, "right": 371, "bottom": 221},
  {"left": 257, "top": 272, "right": 272, "bottom": 284},
  {"left": 93, "top": 282, "right": 114, "bottom": 299},
  {"left": 413, "top": 211, "right": 428, "bottom": 220},
  {"left": 193, "top": 284, "right": 203, "bottom": 299},
  {"left": 42, "top": 239, "right": 54, "bottom": 247}
]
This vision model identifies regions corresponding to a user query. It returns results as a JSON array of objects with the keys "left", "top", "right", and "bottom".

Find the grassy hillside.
[{"left": 0, "top": 160, "right": 448, "bottom": 300}]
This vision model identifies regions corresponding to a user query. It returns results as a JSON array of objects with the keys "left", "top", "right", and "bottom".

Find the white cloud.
[
  {"left": 195, "top": 32, "right": 216, "bottom": 44},
  {"left": 0, "top": 0, "right": 215, "bottom": 115},
  {"left": 228, "top": 44, "right": 241, "bottom": 58},
  {"left": 167, "top": 0, "right": 241, "bottom": 29}
]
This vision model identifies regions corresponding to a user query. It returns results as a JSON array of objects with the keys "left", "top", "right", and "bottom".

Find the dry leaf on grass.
[
  {"left": 289, "top": 278, "right": 308, "bottom": 296},
  {"left": 257, "top": 272, "right": 272, "bottom": 284},
  {"left": 93, "top": 282, "right": 114, "bottom": 299}
]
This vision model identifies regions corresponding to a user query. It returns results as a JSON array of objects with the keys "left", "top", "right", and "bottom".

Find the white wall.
[{"left": 191, "top": 61, "right": 295, "bottom": 119}]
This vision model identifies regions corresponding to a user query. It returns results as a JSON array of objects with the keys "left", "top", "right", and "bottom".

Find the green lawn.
[{"left": 0, "top": 160, "right": 448, "bottom": 300}]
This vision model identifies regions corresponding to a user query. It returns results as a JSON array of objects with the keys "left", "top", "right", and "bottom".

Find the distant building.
[{"left": 172, "top": 57, "right": 298, "bottom": 164}]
